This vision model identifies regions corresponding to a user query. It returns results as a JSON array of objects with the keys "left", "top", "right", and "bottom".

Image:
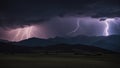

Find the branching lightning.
[
  {"left": 11, "top": 26, "right": 35, "bottom": 41},
  {"left": 67, "top": 19, "right": 80, "bottom": 35},
  {"left": 101, "top": 18, "right": 115, "bottom": 36},
  {"left": 104, "top": 20, "right": 109, "bottom": 36}
]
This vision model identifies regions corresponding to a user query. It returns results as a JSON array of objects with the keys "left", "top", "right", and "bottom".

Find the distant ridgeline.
[
  {"left": 0, "top": 35, "right": 120, "bottom": 54},
  {"left": 14, "top": 35, "right": 120, "bottom": 52},
  {"left": 0, "top": 41, "right": 118, "bottom": 55}
]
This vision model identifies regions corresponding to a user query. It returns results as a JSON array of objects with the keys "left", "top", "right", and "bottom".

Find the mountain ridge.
[
  {"left": 0, "top": 41, "right": 118, "bottom": 54},
  {"left": 14, "top": 35, "right": 120, "bottom": 52}
]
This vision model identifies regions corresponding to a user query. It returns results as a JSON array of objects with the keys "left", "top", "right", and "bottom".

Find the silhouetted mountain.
[
  {"left": 93, "top": 35, "right": 120, "bottom": 52},
  {"left": 16, "top": 35, "right": 120, "bottom": 52},
  {"left": 0, "top": 41, "right": 118, "bottom": 54},
  {"left": 43, "top": 44, "right": 117, "bottom": 54},
  {"left": 0, "top": 39, "right": 9, "bottom": 43},
  {"left": 0, "top": 41, "right": 33, "bottom": 53},
  {"left": 16, "top": 37, "right": 49, "bottom": 46}
]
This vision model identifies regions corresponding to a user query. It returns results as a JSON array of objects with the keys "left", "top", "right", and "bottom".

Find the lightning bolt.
[
  {"left": 28, "top": 26, "right": 33, "bottom": 38},
  {"left": 104, "top": 20, "right": 109, "bottom": 36},
  {"left": 102, "top": 18, "right": 115, "bottom": 36},
  {"left": 13, "top": 29, "right": 22, "bottom": 41},
  {"left": 11, "top": 26, "right": 34, "bottom": 41},
  {"left": 67, "top": 19, "right": 80, "bottom": 35}
]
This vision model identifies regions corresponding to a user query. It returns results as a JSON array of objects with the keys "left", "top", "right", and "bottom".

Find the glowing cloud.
[{"left": 10, "top": 25, "right": 36, "bottom": 41}]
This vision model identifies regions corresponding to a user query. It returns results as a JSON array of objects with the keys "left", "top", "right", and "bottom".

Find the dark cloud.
[{"left": 0, "top": 0, "right": 120, "bottom": 27}]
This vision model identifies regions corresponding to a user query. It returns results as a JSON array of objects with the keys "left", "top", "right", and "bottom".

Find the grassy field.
[{"left": 0, "top": 54, "right": 120, "bottom": 68}]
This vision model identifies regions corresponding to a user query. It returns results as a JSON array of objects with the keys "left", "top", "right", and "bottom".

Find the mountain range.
[
  {"left": 14, "top": 35, "right": 120, "bottom": 52},
  {"left": 0, "top": 41, "right": 118, "bottom": 54}
]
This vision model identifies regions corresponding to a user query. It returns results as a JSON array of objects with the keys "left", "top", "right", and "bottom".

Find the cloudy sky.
[{"left": 0, "top": 0, "right": 120, "bottom": 41}]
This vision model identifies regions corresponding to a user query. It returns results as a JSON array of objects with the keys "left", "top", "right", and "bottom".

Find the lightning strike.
[
  {"left": 67, "top": 19, "right": 80, "bottom": 35},
  {"left": 101, "top": 18, "right": 115, "bottom": 36},
  {"left": 104, "top": 20, "right": 109, "bottom": 36},
  {"left": 11, "top": 26, "right": 35, "bottom": 41}
]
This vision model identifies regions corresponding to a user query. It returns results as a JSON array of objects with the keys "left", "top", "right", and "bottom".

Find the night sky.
[{"left": 0, "top": 0, "right": 120, "bottom": 41}]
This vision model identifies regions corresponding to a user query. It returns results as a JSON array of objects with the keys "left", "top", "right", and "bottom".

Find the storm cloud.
[
  {"left": 0, "top": 0, "right": 120, "bottom": 27},
  {"left": 0, "top": 0, "right": 120, "bottom": 41}
]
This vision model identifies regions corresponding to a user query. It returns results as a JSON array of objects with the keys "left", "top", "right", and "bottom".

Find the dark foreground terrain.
[
  {"left": 0, "top": 54, "right": 120, "bottom": 68},
  {"left": 0, "top": 40, "right": 120, "bottom": 68}
]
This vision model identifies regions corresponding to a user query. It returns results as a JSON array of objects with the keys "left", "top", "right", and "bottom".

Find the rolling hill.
[{"left": 16, "top": 35, "right": 120, "bottom": 52}]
